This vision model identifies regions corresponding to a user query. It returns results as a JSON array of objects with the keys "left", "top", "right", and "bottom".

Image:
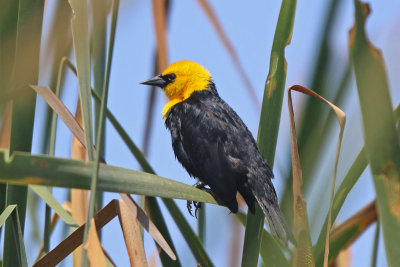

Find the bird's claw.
[{"left": 187, "top": 200, "right": 202, "bottom": 218}]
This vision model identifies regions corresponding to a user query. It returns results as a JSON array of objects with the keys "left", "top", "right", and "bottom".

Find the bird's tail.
[{"left": 250, "top": 179, "right": 291, "bottom": 244}]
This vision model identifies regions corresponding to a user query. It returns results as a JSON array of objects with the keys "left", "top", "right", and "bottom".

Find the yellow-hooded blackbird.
[{"left": 141, "top": 60, "right": 289, "bottom": 243}]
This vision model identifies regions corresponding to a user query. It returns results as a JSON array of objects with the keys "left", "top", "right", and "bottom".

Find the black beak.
[{"left": 140, "top": 75, "right": 167, "bottom": 87}]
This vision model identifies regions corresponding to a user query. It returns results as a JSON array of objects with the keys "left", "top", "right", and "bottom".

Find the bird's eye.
[{"left": 163, "top": 73, "right": 176, "bottom": 83}]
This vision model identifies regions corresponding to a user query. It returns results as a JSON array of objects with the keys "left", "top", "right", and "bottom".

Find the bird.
[{"left": 141, "top": 60, "right": 290, "bottom": 243}]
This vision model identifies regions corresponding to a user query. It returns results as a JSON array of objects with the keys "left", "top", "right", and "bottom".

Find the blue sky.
[{"left": 26, "top": 0, "right": 400, "bottom": 266}]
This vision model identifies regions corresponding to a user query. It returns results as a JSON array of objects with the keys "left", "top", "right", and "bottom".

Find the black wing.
[{"left": 166, "top": 89, "right": 268, "bottom": 212}]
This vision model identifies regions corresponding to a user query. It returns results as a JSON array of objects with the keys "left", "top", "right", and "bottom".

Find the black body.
[{"left": 165, "top": 82, "right": 289, "bottom": 242}]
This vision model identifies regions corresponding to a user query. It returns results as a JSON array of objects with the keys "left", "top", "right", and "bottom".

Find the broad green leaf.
[
  {"left": 242, "top": 0, "right": 297, "bottom": 266},
  {"left": 0, "top": 149, "right": 216, "bottom": 204},
  {"left": 350, "top": 1, "right": 400, "bottom": 266}
]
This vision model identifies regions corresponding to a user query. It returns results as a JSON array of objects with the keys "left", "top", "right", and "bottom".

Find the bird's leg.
[{"left": 187, "top": 181, "right": 207, "bottom": 218}]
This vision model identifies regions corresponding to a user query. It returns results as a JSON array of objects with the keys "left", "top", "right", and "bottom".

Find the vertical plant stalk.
[
  {"left": 350, "top": 1, "right": 400, "bottom": 266},
  {"left": 3, "top": 1, "right": 44, "bottom": 267},
  {"left": 68, "top": 0, "right": 94, "bottom": 161},
  {"left": 370, "top": 222, "right": 380, "bottom": 267},
  {"left": 81, "top": 0, "right": 119, "bottom": 265},
  {"left": 241, "top": 0, "right": 297, "bottom": 266},
  {"left": 91, "top": 0, "right": 110, "bottom": 235}
]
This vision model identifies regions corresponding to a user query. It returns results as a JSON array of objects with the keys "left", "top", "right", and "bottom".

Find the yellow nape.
[{"left": 161, "top": 60, "right": 211, "bottom": 117}]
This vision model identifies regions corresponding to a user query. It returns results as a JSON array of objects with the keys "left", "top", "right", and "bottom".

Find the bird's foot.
[
  {"left": 187, "top": 181, "right": 206, "bottom": 218},
  {"left": 187, "top": 200, "right": 202, "bottom": 218}
]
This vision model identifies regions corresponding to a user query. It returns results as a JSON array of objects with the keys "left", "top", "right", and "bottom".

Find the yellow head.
[{"left": 141, "top": 60, "right": 212, "bottom": 116}]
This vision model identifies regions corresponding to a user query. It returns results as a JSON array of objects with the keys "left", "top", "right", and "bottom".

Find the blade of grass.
[
  {"left": 44, "top": 55, "right": 74, "bottom": 254},
  {"left": 91, "top": 0, "right": 110, "bottom": 220},
  {"left": 242, "top": 0, "right": 297, "bottom": 266},
  {"left": 0, "top": 205, "right": 28, "bottom": 267},
  {"left": 68, "top": 0, "right": 94, "bottom": 161},
  {"left": 29, "top": 185, "right": 78, "bottom": 227},
  {"left": 91, "top": 0, "right": 109, "bottom": 132},
  {"left": 67, "top": 7, "right": 93, "bottom": 260},
  {"left": 4, "top": 1, "right": 44, "bottom": 266},
  {"left": 82, "top": 2, "right": 119, "bottom": 264},
  {"left": 370, "top": 222, "right": 379, "bottom": 267},
  {"left": 350, "top": 1, "right": 400, "bottom": 265},
  {"left": 196, "top": 0, "right": 259, "bottom": 109},
  {"left": 0, "top": 149, "right": 217, "bottom": 205},
  {"left": 40, "top": 0, "right": 72, "bottom": 155}
]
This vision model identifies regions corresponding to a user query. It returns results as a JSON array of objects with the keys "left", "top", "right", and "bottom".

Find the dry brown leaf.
[
  {"left": 152, "top": 0, "right": 168, "bottom": 72},
  {"left": 34, "top": 200, "right": 119, "bottom": 266},
  {"left": 30, "top": 85, "right": 86, "bottom": 145},
  {"left": 71, "top": 98, "right": 90, "bottom": 267},
  {"left": 31, "top": 85, "right": 176, "bottom": 260},
  {"left": 196, "top": 0, "right": 259, "bottom": 109},
  {"left": 85, "top": 218, "right": 107, "bottom": 267},
  {"left": 120, "top": 194, "right": 176, "bottom": 260},
  {"left": 287, "top": 86, "right": 314, "bottom": 267},
  {"left": 288, "top": 85, "right": 346, "bottom": 267},
  {"left": 118, "top": 200, "right": 148, "bottom": 267}
]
